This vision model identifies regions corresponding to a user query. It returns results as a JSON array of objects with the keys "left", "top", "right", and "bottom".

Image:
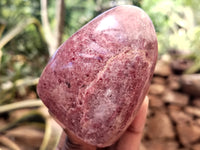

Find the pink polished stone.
[{"left": 37, "top": 5, "right": 158, "bottom": 147}]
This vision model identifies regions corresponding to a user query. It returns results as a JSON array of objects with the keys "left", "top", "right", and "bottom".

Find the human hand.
[{"left": 57, "top": 96, "right": 149, "bottom": 150}]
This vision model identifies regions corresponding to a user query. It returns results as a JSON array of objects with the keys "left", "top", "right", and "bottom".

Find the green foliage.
[
  {"left": 141, "top": 0, "right": 200, "bottom": 72},
  {"left": 1, "top": 0, "right": 200, "bottom": 149},
  {"left": 0, "top": 0, "right": 48, "bottom": 104},
  {"left": 0, "top": 0, "right": 48, "bottom": 72},
  {"left": 0, "top": 0, "right": 40, "bottom": 29},
  {"left": 64, "top": 0, "right": 96, "bottom": 38},
  {"left": 1, "top": 0, "right": 200, "bottom": 105}
]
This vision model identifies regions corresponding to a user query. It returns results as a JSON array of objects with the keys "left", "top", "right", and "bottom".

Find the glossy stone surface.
[{"left": 37, "top": 5, "right": 158, "bottom": 147}]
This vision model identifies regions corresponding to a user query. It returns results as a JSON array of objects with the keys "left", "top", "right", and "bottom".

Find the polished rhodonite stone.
[{"left": 37, "top": 5, "right": 158, "bottom": 147}]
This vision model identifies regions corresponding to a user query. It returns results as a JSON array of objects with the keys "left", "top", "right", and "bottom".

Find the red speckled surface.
[{"left": 37, "top": 5, "right": 158, "bottom": 147}]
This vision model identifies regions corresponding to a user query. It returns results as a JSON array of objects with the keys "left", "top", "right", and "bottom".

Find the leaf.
[
  {"left": 0, "top": 99, "right": 43, "bottom": 114},
  {"left": 6, "top": 126, "right": 44, "bottom": 149},
  {"left": 0, "top": 135, "right": 20, "bottom": 150},
  {"left": 0, "top": 111, "right": 44, "bottom": 133},
  {"left": 39, "top": 107, "right": 62, "bottom": 150},
  {"left": 0, "top": 18, "right": 42, "bottom": 50}
]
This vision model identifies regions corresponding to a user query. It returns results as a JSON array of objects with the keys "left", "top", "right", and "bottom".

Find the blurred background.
[{"left": 0, "top": 0, "right": 200, "bottom": 150}]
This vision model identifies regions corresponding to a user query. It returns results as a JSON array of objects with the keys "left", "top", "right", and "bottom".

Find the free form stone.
[{"left": 37, "top": 5, "right": 157, "bottom": 147}]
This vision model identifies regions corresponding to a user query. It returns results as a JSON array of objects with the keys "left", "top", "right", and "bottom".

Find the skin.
[{"left": 57, "top": 96, "right": 149, "bottom": 150}]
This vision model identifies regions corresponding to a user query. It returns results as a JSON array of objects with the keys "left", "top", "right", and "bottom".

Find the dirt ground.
[{"left": 142, "top": 58, "right": 200, "bottom": 150}]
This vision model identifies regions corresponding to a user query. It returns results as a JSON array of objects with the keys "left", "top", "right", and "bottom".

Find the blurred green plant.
[
  {"left": 0, "top": 100, "right": 62, "bottom": 150},
  {"left": 141, "top": 0, "right": 200, "bottom": 73},
  {"left": 1, "top": 0, "right": 200, "bottom": 149}
]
